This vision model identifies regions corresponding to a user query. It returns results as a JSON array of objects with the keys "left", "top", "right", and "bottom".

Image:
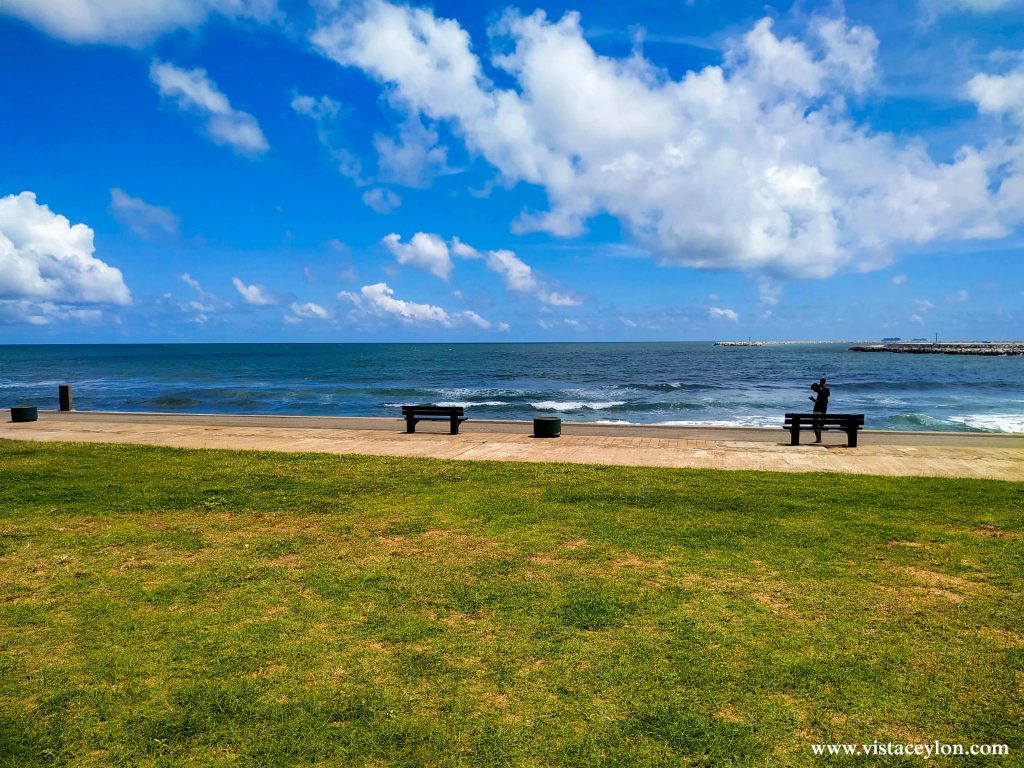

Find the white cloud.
[
  {"left": 363, "top": 187, "right": 402, "bottom": 213},
  {"left": 461, "top": 309, "right": 491, "bottom": 329},
  {"left": 450, "top": 236, "right": 581, "bottom": 305},
  {"left": 109, "top": 188, "right": 179, "bottom": 239},
  {"left": 291, "top": 93, "right": 364, "bottom": 181},
  {"left": 0, "top": 0, "right": 277, "bottom": 45},
  {"left": 925, "top": 0, "right": 1024, "bottom": 14},
  {"left": 170, "top": 272, "right": 228, "bottom": 322},
  {"left": 709, "top": 307, "right": 739, "bottom": 321},
  {"left": 0, "top": 192, "right": 131, "bottom": 313},
  {"left": 486, "top": 249, "right": 580, "bottom": 306},
  {"left": 231, "top": 276, "right": 277, "bottom": 305},
  {"left": 151, "top": 60, "right": 268, "bottom": 155},
  {"left": 967, "top": 64, "right": 1024, "bottom": 122},
  {"left": 497, "top": 322, "right": 511, "bottom": 332},
  {"left": 341, "top": 281, "right": 451, "bottom": 325},
  {"left": 340, "top": 281, "right": 493, "bottom": 328},
  {"left": 0, "top": 300, "right": 104, "bottom": 326},
  {"left": 756, "top": 277, "right": 782, "bottom": 306},
  {"left": 180, "top": 272, "right": 209, "bottom": 297},
  {"left": 382, "top": 232, "right": 452, "bottom": 279},
  {"left": 313, "top": 3, "right": 1024, "bottom": 279},
  {"left": 289, "top": 301, "right": 330, "bottom": 320},
  {"left": 891, "top": 274, "right": 908, "bottom": 285},
  {"left": 374, "top": 114, "right": 450, "bottom": 187}
]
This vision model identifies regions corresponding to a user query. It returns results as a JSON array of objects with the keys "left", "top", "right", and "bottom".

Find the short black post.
[
  {"left": 533, "top": 416, "right": 561, "bottom": 438},
  {"left": 11, "top": 406, "right": 38, "bottom": 423},
  {"left": 59, "top": 384, "right": 73, "bottom": 412}
]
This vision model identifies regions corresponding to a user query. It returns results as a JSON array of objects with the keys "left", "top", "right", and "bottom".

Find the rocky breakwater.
[{"left": 850, "top": 342, "right": 1024, "bottom": 356}]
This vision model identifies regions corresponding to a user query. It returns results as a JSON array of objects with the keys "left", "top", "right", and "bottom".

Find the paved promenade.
[{"left": 2, "top": 411, "right": 1021, "bottom": 480}]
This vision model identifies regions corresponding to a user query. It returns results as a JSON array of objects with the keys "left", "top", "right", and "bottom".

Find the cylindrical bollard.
[
  {"left": 59, "top": 384, "right": 73, "bottom": 412},
  {"left": 11, "top": 406, "right": 38, "bottom": 423},
  {"left": 533, "top": 416, "right": 561, "bottom": 438}
]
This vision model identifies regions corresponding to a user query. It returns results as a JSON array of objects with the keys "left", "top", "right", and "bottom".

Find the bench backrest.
[
  {"left": 784, "top": 413, "right": 864, "bottom": 425},
  {"left": 402, "top": 404, "right": 465, "bottom": 416}
]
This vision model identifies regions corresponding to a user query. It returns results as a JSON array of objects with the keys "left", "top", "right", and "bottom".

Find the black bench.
[
  {"left": 784, "top": 413, "right": 864, "bottom": 447},
  {"left": 401, "top": 405, "right": 468, "bottom": 435}
]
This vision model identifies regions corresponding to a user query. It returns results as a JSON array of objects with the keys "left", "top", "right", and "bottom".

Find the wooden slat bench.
[
  {"left": 784, "top": 413, "right": 865, "bottom": 447},
  {"left": 401, "top": 405, "right": 468, "bottom": 435}
]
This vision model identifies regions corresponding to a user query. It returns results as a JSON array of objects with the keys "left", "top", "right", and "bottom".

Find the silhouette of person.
[{"left": 808, "top": 377, "right": 830, "bottom": 443}]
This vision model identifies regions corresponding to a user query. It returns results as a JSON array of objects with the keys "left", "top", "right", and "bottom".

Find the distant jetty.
[
  {"left": 714, "top": 340, "right": 874, "bottom": 347},
  {"left": 850, "top": 342, "right": 1024, "bottom": 357}
]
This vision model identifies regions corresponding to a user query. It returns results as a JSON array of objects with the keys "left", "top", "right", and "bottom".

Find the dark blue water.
[{"left": 1, "top": 343, "right": 1021, "bottom": 432}]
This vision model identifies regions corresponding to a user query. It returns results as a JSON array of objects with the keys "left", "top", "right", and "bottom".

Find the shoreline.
[{"left": 12, "top": 409, "right": 1024, "bottom": 447}]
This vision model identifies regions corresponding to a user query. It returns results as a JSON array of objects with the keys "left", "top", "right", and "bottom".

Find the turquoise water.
[{"left": 1, "top": 343, "right": 1021, "bottom": 432}]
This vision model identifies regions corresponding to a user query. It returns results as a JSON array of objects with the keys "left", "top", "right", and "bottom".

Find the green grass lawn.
[{"left": 1, "top": 439, "right": 1022, "bottom": 767}]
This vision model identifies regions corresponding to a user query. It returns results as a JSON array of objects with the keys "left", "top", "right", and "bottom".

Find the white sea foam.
[
  {"left": 653, "top": 418, "right": 780, "bottom": 428},
  {"left": 383, "top": 401, "right": 508, "bottom": 408},
  {"left": 434, "top": 401, "right": 508, "bottom": 408},
  {"left": 530, "top": 400, "right": 626, "bottom": 411},
  {"left": 946, "top": 414, "right": 1024, "bottom": 433}
]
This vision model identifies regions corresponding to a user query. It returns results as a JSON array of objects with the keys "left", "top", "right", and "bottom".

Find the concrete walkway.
[{"left": 2, "top": 411, "right": 1021, "bottom": 480}]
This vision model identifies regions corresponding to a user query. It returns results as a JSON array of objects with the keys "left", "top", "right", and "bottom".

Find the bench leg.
[
  {"left": 450, "top": 417, "right": 459, "bottom": 435},
  {"left": 847, "top": 429, "right": 858, "bottom": 448},
  {"left": 405, "top": 417, "right": 417, "bottom": 434},
  {"left": 790, "top": 426, "right": 800, "bottom": 446}
]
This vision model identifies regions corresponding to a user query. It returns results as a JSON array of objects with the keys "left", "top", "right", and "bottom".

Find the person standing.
[{"left": 808, "top": 377, "right": 830, "bottom": 443}]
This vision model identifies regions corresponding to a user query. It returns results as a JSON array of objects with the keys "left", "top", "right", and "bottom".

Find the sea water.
[{"left": 1, "top": 342, "right": 1022, "bottom": 433}]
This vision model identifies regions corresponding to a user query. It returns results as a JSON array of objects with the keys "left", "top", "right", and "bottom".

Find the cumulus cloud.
[
  {"left": 110, "top": 188, "right": 180, "bottom": 239},
  {"left": 231, "top": 277, "right": 277, "bottom": 305},
  {"left": 340, "top": 281, "right": 492, "bottom": 328},
  {"left": 451, "top": 237, "right": 581, "bottom": 305},
  {"left": 313, "top": 3, "right": 1024, "bottom": 279},
  {"left": 289, "top": 301, "right": 330, "bottom": 320},
  {"left": 461, "top": 309, "right": 491, "bottom": 329},
  {"left": 0, "top": 192, "right": 131, "bottom": 315},
  {"left": 363, "top": 187, "right": 401, "bottom": 213},
  {"left": 709, "top": 307, "right": 739, "bottom": 321},
  {"left": 151, "top": 60, "right": 269, "bottom": 156},
  {"left": 967, "top": 64, "right": 1024, "bottom": 122},
  {"left": 382, "top": 232, "right": 453, "bottom": 279},
  {"left": 0, "top": 0, "right": 277, "bottom": 45}
]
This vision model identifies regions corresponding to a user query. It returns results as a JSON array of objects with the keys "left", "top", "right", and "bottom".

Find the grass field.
[{"left": 1, "top": 439, "right": 1022, "bottom": 767}]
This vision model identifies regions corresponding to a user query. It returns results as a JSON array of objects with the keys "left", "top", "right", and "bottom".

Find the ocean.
[{"left": 1, "top": 342, "right": 1022, "bottom": 433}]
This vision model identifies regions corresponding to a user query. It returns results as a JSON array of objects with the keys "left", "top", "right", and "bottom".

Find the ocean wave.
[
  {"left": 652, "top": 418, "right": 781, "bottom": 428},
  {"left": 947, "top": 414, "right": 1024, "bottom": 433},
  {"left": 433, "top": 401, "right": 509, "bottom": 408},
  {"left": 530, "top": 400, "right": 627, "bottom": 411},
  {"left": 888, "top": 413, "right": 953, "bottom": 430}
]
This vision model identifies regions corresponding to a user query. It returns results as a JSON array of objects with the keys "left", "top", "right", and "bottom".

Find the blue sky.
[{"left": 0, "top": 0, "right": 1022, "bottom": 342}]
